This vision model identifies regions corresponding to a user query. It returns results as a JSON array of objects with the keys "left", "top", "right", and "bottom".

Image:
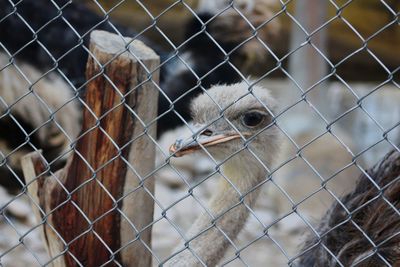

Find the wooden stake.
[{"left": 21, "top": 30, "right": 159, "bottom": 267}]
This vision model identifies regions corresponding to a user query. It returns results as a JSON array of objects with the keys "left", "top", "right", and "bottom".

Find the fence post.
[{"left": 21, "top": 30, "right": 159, "bottom": 266}]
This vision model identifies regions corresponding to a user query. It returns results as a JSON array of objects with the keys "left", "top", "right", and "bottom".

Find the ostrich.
[
  {"left": 297, "top": 148, "right": 400, "bottom": 266},
  {"left": 165, "top": 81, "right": 400, "bottom": 266},
  {"left": 166, "top": 81, "right": 281, "bottom": 266}
]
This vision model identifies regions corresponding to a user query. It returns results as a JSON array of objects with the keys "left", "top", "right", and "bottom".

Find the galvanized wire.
[{"left": 0, "top": 0, "right": 399, "bottom": 266}]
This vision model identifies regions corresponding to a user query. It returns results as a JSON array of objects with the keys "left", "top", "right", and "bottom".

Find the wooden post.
[{"left": 21, "top": 30, "right": 159, "bottom": 266}]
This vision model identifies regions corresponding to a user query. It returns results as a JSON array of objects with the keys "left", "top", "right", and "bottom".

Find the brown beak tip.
[{"left": 169, "top": 144, "right": 178, "bottom": 155}]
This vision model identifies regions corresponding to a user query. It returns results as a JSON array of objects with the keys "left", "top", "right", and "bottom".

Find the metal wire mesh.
[{"left": 0, "top": 0, "right": 399, "bottom": 266}]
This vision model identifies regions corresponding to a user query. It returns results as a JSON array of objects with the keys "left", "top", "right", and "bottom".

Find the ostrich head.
[
  {"left": 170, "top": 81, "right": 280, "bottom": 177},
  {"left": 165, "top": 82, "right": 281, "bottom": 266}
]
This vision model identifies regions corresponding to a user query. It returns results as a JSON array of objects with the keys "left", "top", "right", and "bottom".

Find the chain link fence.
[{"left": 0, "top": 0, "right": 399, "bottom": 266}]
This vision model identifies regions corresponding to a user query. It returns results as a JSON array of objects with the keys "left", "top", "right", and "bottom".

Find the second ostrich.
[{"left": 166, "top": 82, "right": 280, "bottom": 266}]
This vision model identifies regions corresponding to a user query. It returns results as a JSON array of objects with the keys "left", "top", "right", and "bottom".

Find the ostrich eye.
[
  {"left": 241, "top": 112, "right": 265, "bottom": 127},
  {"left": 201, "top": 129, "right": 213, "bottom": 136}
]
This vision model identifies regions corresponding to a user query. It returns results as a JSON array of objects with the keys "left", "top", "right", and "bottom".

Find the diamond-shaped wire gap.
[
  {"left": 45, "top": 168, "right": 126, "bottom": 267},
  {"left": 0, "top": 159, "right": 26, "bottom": 193},
  {"left": 271, "top": 150, "right": 333, "bottom": 219},
  {"left": 258, "top": 78, "right": 303, "bottom": 122},
  {"left": 92, "top": 226, "right": 125, "bottom": 266},
  {"left": 355, "top": 81, "right": 399, "bottom": 129},
  {"left": 363, "top": 20, "right": 399, "bottom": 71},
  {"left": 220, "top": 4, "right": 289, "bottom": 84},
  {"left": 284, "top": 0, "right": 340, "bottom": 34},
  {"left": 154, "top": 125, "right": 217, "bottom": 191},
  {"left": 64, "top": 126, "right": 138, "bottom": 225},
  {"left": 20, "top": 167, "right": 95, "bottom": 266},
  {"left": 0, "top": 112, "right": 51, "bottom": 193},
  {"left": 334, "top": 46, "right": 393, "bottom": 84},
  {"left": 340, "top": 0, "right": 398, "bottom": 37},
  {"left": 136, "top": 5, "right": 245, "bottom": 137},
  {"left": 156, "top": 54, "right": 206, "bottom": 133},
  {"left": 10, "top": 0, "right": 154, "bottom": 90},
  {"left": 136, "top": 1, "right": 196, "bottom": 50},
  {"left": 0, "top": 112, "right": 36, "bottom": 155},
  {"left": 17, "top": 206, "right": 70, "bottom": 267},
  {"left": 0, "top": 211, "right": 47, "bottom": 266},
  {"left": 321, "top": 81, "right": 361, "bottom": 126},
  {"left": 48, "top": 1, "right": 140, "bottom": 74},
  {"left": 0, "top": 0, "right": 17, "bottom": 23},
  {"left": 127, "top": 1, "right": 181, "bottom": 55},
  {"left": 275, "top": 95, "right": 329, "bottom": 148},
  {"left": 152, "top": 131, "right": 202, "bottom": 191},
  {"left": 220, "top": 212, "right": 302, "bottom": 266},
  {"left": 87, "top": 0, "right": 153, "bottom": 33},
  {"left": 323, "top": 15, "right": 364, "bottom": 66},
  {"left": 65, "top": 221, "right": 118, "bottom": 266},
  {"left": 356, "top": 82, "right": 400, "bottom": 153},
  {"left": 158, "top": 18, "right": 270, "bottom": 132},
  {"left": 301, "top": 131, "right": 359, "bottom": 184},
  {"left": 160, "top": 169, "right": 222, "bottom": 232},
  {"left": 267, "top": 212, "right": 315, "bottom": 264},
  {"left": 386, "top": 123, "right": 400, "bottom": 149},
  {"left": 333, "top": 36, "right": 392, "bottom": 85},
  {"left": 326, "top": 92, "right": 389, "bottom": 162},
  {"left": 14, "top": 223, "right": 50, "bottom": 265},
  {"left": 0, "top": 240, "right": 43, "bottom": 267},
  {"left": 202, "top": 4, "right": 279, "bottom": 77}
]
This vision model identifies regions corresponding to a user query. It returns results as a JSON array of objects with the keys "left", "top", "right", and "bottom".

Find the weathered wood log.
[{"left": 21, "top": 30, "right": 159, "bottom": 266}]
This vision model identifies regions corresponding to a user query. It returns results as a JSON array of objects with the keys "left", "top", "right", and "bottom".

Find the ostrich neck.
[{"left": 165, "top": 159, "right": 266, "bottom": 266}]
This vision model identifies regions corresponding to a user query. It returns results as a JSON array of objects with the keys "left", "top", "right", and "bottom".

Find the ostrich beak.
[{"left": 169, "top": 131, "right": 242, "bottom": 157}]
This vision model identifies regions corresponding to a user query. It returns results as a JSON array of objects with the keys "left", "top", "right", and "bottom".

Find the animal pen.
[{"left": 0, "top": 0, "right": 399, "bottom": 266}]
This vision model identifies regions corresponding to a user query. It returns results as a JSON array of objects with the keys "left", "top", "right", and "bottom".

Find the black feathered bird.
[{"left": 297, "top": 148, "right": 400, "bottom": 267}]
